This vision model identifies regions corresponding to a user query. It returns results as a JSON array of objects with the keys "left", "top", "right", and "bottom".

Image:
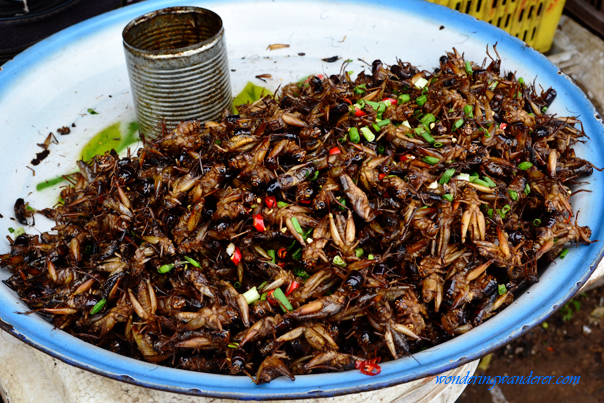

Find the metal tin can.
[{"left": 122, "top": 6, "right": 232, "bottom": 137}]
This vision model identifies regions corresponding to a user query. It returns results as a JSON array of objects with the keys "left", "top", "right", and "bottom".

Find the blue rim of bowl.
[{"left": 1, "top": 0, "right": 604, "bottom": 399}]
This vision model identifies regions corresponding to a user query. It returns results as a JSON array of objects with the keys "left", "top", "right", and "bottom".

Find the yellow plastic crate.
[{"left": 426, "top": 0, "right": 566, "bottom": 52}]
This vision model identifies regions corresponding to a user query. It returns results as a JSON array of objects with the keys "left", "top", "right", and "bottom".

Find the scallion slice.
[
  {"left": 416, "top": 95, "right": 428, "bottom": 106},
  {"left": 333, "top": 255, "right": 347, "bottom": 267},
  {"left": 508, "top": 190, "right": 518, "bottom": 201},
  {"left": 439, "top": 168, "right": 456, "bottom": 185},
  {"left": 453, "top": 119, "right": 464, "bottom": 130},
  {"left": 361, "top": 126, "right": 375, "bottom": 142},
  {"left": 349, "top": 127, "right": 360, "bottom": 143},
  {"left": 243, "top": 286, "right": 261, "bottom": 305},
  {"left": 518, "top": 161, "right": 533, "bottom": 170},
  {"left": 290, "top": 217, "right": 304, "bottom": 235},
  {"left": 423, "top": 156, "right": 440, "bottom": 165},
  {"left": 267, "top": 249, "right": 276, "bottom": 264},
  {"left": 560, "top": 249, "right": 569, "bottom": 259},
  {"left": 443, "top": 194, "right": 453, "bottom": 202},
  {"left": 273, "top": 288, "right": 293, "bottom": 312}
]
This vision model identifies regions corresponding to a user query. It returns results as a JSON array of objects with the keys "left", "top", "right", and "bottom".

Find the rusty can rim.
[{"left": 122, "top": 6, "right": 224, "bottom": 58}]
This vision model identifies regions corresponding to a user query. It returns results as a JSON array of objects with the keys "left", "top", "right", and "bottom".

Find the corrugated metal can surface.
[{"left": 122, "top": 6, "right": 232, "bottom": 137}]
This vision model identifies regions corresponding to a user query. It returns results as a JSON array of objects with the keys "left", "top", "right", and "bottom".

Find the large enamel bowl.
[{"left": 1, "top": 0, "right": 603, "bottom": 399}]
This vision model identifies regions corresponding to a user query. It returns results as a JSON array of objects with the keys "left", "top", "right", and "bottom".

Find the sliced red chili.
[
  {"left": 500, "top": 123, "right": 508, "bottom": 130},
  {"left": 399, "top": 154, "right": 409, "bottom": 162},
  {"left": 277, "top": 248, "right": 287, "bottom": 259},
  {"left": 231, "top": 247, "right": 242, "bottom": 265},
  {"left": 343, "top": 98, "right": 352, "bottom": 105},
  {"left": 381, "top": 97, "right": 397, "bottom": 105},
  {"left": 265, "top": 196, "right": 276, "bottom": 208},
  {"left": 266, "top": 290, "right": 277, "bottom": 305},
  {"left": 300, "top": 199, "right": 311, "bottom": 204},
  {"left": 253, "top": 214, "right": 265, "bottom": 232},
  {"left": 329, "top": 146, "right": 341, "bottom": 155},
  {"left": 277, "top": 262, "right": 286, "bottom": 268},
  {"left": 354, "top": 107, "right": 367, "bottom": 117},
  {"left": 378, "top": 173, "right": 386, "bottom": 180},
  {"left": 285, "top": 281, "right": 300, "bottom": 296}
]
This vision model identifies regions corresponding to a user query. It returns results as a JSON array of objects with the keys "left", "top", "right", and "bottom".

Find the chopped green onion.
[
  {"left": 158, "top": 263, "right": 175, "bottom": 273},
  {"left": 214, "top": 139, "right": 222, "bottom": 145},
  {"left": 377, "top": 144, "right": 385, "bottom": 154},
  {"left": 434, "top": 142, "right": 443, "bottom": 148},
  {"left": 371, "top": 123, "right": 380, "bottom": 132},
  {"left": 399, "top": 94, "right": 411, "bottom": 103},
  {"left": 518, "top": 77, "right": 525, "bottom": 84},
  {"left": 443, "top": 194, "right": 453, "bottom": 202},
  {"left": 465, "top": 60, "right": 473, "bottom": 75},
  {"left": 258, "top": 281, "right": 268, "bottom": 291},
  {"left": 501, "top": 204, "right": 511, "bottom": 214},
  {"left": 310, "top": 171, "right": 320, "bottom": 181},
  {"left": 337, "top": 198, "right": 347, "bottom": 211},
  {"left": 333, "top": 255, "right": 347, "bottom": 267},
  {"left": 423, "top": 156, "right": 440, "bottom": 165},
  {"left": 293, "top": 268, "right": 310, "bottom": 281},
  {"left": 414, "top": 77, "right": 429, "bottom": 89},
  {"left": 488, "top": 80, "right": 498, "bottom": 91},
  {"left": 353, "top": 84, "right": 367, "bottom": 94},
  {"left": 377, "top": 103, "right": 387, "bottom": 113},
  {"left": 542, "top": 106, "right": 548, "bottom": 113},
  {"left": 471, "top": 178, "right": 491, "bottom": 187},
  {"left": 87, "top": 108, "right": 99, "bottom": 115},
  {"left": 420, "top": 113, "right": 436, "bottom": 126},
  {"left": 497, "top": 284, "right": 507, "bottom": 295},
  {"left": 533, "top": 218, "right": 542, "bottom": 226},
  {"left": 184, "top": 256, "right": 201, "bottom": 268},
  {"left": 559, "top": 249, "right": 569, "bottom": 259},
  {"left": 357, "top": 99, "right": 366, "bottom": 109},
  {"left": 355, "top": 248, "right": 364, "bottom": 258},
  {"left": 90, "top": 298, "right": 107, "bottom": 314},
  {"left": 365, "top": 100, "right": 380, "bottom": 110},
  {"left": 464, "top": 104, "right": 473, "bottom": 115},
  {"left": 518, "top": 161, "right": 533, "bottom": 170},
  {"left": 348, "top": 127, "right": 360, "bottom": 143},
  {"left": 439, "top": 168, "right": 456, "bottom": 185},
  {"left": 243, "top": 286, "right": 260, "bottom": 304},
  {"left": 402, "top": 120, "right": 411, "bottom": 129},
  {"left": 8, "top": 227, "right": 14, "bottom": 233},
  {"left": 453, "top": 119, "right": 464, "bottom": 130},
  {"left": 233, "top": 281, "right": 241, "bottom": 289},
  {"left": 416, "top": 127, "right": 435, "bottom": 144},
  {"left": 508, "top": 190, "right": 518, "bottom": 201},
  {"left": 292, "top": 248, "right": 302, "bottom": 260},
  {"left": 302, "top": 227, "right": 313, "bottom": 241},
  {"left": 277, "top": 201, "right": 289, "bottom": 208},
  {"left": 377, "top": 119, "right": 391, "bottom": 128},
  {"left": 368, "top": 254, "right": 375, "bottom": 260},
  {"left": 273, "top": 288, "right": 293, "bottom": 312},
  {"left": 360, "top": 126, "right": 375, "bottom": 142},
  {"left": 524, "top": 184, "right": 531, "bottom": 195},
  {"left": 448, "top": 108, "right": 455, "bottom": 113},
  {"left": 25, "top": 205, "right": 35, "bottom": 211},
  {"left": 487, "top": 209, "right": 494, "bottom": 218},
  {"left": 456, "top": 173, "right": 470, "bottom": 181},
  {"left": 482, "top": 176, "right": 497, "bottom": 188},
  {"left": 416, "top": 95, "right": 428, "bottom": 106},
  {"left": 228, "top": 342, "right": 240, "bottom": 348}
]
